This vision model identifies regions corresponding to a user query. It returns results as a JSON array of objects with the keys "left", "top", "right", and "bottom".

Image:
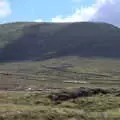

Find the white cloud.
[
  {"left": 51, "top": 6, "right": 96, "bottom": 23},
  {"left": 0, "top": 0, "right": 11, "bottom": 19},
  {"left": 34, "top": 19, "right": 43, "bottom": 22},
  {"left": 51, "top": 0, "right": 115, "bottom": 23},
  {"left": 91, "top": 0, "right": 120, "bottom": 26},
  {"left": 35, "top": 0, "right": 120, "bottom": 26}
]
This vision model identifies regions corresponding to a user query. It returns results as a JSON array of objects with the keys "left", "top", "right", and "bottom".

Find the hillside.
[
  {"left": 0, "top": 22, "right": 120, "bottom": 61},
  {"left": 1, "top": 22, "right": 120, "bottom": 120}
]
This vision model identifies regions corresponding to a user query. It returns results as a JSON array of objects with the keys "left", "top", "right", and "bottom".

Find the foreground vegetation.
[
  {"left": 0, "top": 90, "right": 119, "bottom": 120},
  {"left": 0, "top": 56, "right": 120, "bottom": 119}
]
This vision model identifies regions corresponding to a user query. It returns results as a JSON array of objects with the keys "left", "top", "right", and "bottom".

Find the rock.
[
  {"left": 48, "top": 87, "right": 109, "bottom": 102},
  {"left": 91, "top": 88, "right": 109, "bottom": 95}
]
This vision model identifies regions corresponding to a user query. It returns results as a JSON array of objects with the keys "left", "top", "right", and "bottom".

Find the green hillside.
[
  {"left": 1, "top": 22, "right": 120, "bottom": 120},
  {"left": 0, "top": 22, "right": 120, "bottom": 61}
]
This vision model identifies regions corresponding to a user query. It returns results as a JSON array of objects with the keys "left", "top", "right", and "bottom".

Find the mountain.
[{"left": 0, "top": 22, "right": 120, "bottom": 61}]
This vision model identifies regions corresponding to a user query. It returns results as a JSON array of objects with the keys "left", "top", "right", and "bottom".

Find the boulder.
[{"left": 48, "top": 87, "right": 109, "bottom": 102}]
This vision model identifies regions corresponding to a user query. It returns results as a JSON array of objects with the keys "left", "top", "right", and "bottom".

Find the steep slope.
[{"left": 0, "top": 22, "right": 120, "bottom": 61}]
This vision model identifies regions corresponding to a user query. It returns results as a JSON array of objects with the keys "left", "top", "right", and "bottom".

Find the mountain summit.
[{"left": 0, "top": 22, "right": 120, "bottom": 61}]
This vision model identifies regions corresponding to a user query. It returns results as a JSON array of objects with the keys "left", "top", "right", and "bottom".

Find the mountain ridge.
[{"left": 0, "top": 22, "right": 120, "bottom": 61}]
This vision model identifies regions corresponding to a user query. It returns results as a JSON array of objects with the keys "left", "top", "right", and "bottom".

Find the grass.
[
  {"left": 0, "top": 92, "right": 119, "bottom": 120},
  {"left": 0, "top": 56, "right": 120, "bottom": 89},
  {"left": 0, "top": 56, "right": 120, "bottom": 119}
]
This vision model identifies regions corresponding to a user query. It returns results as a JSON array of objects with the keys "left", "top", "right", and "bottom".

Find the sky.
[{"left": 0, "top": 0, "right": 120, "bottom": 26}]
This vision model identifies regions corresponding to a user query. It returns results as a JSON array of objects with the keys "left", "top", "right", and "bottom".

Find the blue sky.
[
  {"left": 0, "top": 0, "right": 120, "bottom": 26},
  {"left": 9, "top": 0, "right": 93, "bottom": 21},
  {"left": 0, "top": 0, "right": 95, "bottom": 23}
]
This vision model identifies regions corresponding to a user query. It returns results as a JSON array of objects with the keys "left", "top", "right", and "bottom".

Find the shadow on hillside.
[{"left": 0, "top": 22, "right": 120, "bottom": 62}]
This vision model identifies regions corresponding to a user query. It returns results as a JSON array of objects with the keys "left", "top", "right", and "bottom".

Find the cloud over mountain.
[
  {"left": 52, "top": 0, "right": 120, "bottom": 26},
  {"left": 35, "top": 0, "right": 119, "bottom": 26},
  {"left": 0, "top": 0, "right": 11, "bottom": 19}
]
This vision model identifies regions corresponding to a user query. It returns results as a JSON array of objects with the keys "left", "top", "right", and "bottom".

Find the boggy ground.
[
  {"left": 0, "top": 57, "right": 120, "bottom": 119},
  {"left": 0, "top": 87, "right": 119, "bottom": 120}
]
